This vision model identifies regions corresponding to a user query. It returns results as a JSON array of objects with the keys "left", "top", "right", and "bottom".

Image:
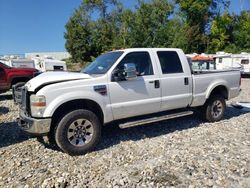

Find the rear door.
[
  {"left": 155, "top": 50, "right": 192, "bottom": 110},
  {"left": 108, "top": 51, "right": 161, "bottom": 120}
]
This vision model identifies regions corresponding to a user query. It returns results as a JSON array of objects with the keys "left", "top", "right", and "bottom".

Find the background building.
[{"left": 25, "top": 52, "right": 71, "bottom": 60}]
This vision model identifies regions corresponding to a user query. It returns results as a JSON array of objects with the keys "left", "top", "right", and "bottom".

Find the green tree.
[
  {"left": 175, "top": 0, "right": 229, "bottom": 53},
  {"left": 65, "top": 5, "right": 96, "bottom": 63},
  {"left": 65, "top": 0, "right": 121, "bottom": 63},
  {"left": 65, "top": 0, "right": 248, "bottom": 62},
  {"left": 209, "top": 12, "right": 234, "bottom": 52},
  {"left": 168, "top": 19, "right": 189, "bottom": 52},
  {"left": 233, "top": 11, "right": 250, "bottom": 52},
  {"left": 84, "top": 0, "right": 120, "bottom": 19},
  {"left": 129, "top": 0, "right": 174, "bottom": 47},
  {"left": 209, "top": 10, "right": 250, "bottom": 53},
  {"left": 112, "top": 9, "right": 135, "bottom": 48}
]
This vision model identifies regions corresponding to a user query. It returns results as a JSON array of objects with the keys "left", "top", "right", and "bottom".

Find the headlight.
[
  {"left": 26, "top": 82, "right": 31, "bottom": 89},
  {"left": 30, "top": 95, "right": 46, "bottom": 117}
]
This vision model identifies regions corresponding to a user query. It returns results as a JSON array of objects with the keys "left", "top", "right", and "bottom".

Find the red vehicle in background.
[{"left": 0, "top": 61, "right": 39, "bottom": 93}]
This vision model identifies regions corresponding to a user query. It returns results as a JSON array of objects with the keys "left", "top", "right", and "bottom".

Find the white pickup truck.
[{"left": 14, "top": 48, "right": 241, "bottom": 155}]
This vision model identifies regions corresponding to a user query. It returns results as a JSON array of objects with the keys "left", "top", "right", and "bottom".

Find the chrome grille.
[
  {"left": 13, "top": 85, "right": 28, "bottom": 112},
  {"left": 13, "top": 86, "right": 23, "bottom": 104},
  {"left": 21, "top": 87, "right": 27, "bottom": 111}
]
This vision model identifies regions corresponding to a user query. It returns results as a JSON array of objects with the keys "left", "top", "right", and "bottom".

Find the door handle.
[
  {"left": 184, "top": 77, "right": 189, "bottom": 85},
  {"left": 149, "top": 80, "right": 160, "bottom": 88},
  {"left": 155, "top": 80, "right": 160, "bottom": 88}
]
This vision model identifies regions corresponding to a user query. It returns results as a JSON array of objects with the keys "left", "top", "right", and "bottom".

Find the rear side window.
[{"left": 157, "top": 51, "right": 183, "bottom": 74}]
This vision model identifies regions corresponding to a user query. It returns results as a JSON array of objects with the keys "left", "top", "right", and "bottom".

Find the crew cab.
[
  {"left": 0, "top": 62, "right": 39, "bottom": 93},
  {"left": 14, "top": 48, "right": 241, "bottom": 155}
]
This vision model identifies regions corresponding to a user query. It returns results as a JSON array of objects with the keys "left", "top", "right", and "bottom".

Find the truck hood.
[{"left": 26, "top": 71, "right": 92, "bottom": 91}]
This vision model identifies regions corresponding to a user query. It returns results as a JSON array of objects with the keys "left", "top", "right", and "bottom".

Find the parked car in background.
[
  {"left": 15, "top": 48, "right": 241, "bottom": 155},
  {"left": 0, "top": 61, "right": 39, "bottom": 93}
]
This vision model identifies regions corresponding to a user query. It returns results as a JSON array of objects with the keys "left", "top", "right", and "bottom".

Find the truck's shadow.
[
  {"left": 0, "top": 106, "right": 248, "bottom": 151},
  {"left": 241, "top": 75, "right": 250, "bottom": 79},
  {"left": 95, "top": 106, "right": 249, "bottom": 152},
  {"left": 0, "top": 122, "right": 32, "bottom": 148},
  {"left": 0, "top": 93, "right": 13, "bottom": 101},
  {"left": 0, "top": 107, "right": 10, "bottom": 115}
]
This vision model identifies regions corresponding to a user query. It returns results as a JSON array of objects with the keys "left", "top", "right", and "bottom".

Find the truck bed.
[
  {"left": 192, "top": 69, "right": 240, "bottom": 75},
  {"left": 190, "top": 69, "right": 241, "bottom": 107}
]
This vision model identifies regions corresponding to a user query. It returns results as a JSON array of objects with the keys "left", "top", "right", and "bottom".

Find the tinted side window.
[
  {"left": 119, "top": 52, "right": 153, "bottom": 76},
  {"left": 157, "top": 51, "right": 183, "bottom": 74}
]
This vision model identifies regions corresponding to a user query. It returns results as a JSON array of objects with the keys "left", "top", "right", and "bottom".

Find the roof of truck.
[{"left": 120, "top": 48, "right": 181, "bottom": 51}]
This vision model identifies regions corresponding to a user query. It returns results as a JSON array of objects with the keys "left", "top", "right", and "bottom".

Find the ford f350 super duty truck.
[{"left": 14, "top": 48, "right": 241, "bottom": 155}]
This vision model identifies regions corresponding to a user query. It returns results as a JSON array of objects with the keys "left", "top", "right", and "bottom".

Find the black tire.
[
  {"left": 47, "top": 128, "right": 59, "bottom": 149},
  {"left": 202, "top": 95, "right": 226, "bottom": 122},
  {"left": 55, "top": 109, "right": 101, "bottom": 155}
]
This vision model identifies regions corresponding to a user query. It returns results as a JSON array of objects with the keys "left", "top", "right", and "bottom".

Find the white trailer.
[
  {"left": 32, "top": 57, "right": 67, "bottom": 72},
  {"left": 10, "top": 59, "right": 35, "bottom": 68},
  {"left": 214, "top": 52, "right": 250, "bottom": 75},
  {"left": 0, "top": 58, "right": 35, "bottom": 68},
  {"left": 235, "top": 53, "right": 250, "bottom": 76},
  {"left": 214, "top": 52, "right": 242, "bottom": 70}
]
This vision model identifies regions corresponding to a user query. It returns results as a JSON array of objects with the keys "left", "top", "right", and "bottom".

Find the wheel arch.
[
  {"left": 50, "top": 99, "right": 104, "bottom": 131},
  {"left": 206, "top": 84, "right": 229, "bottom": 100}
]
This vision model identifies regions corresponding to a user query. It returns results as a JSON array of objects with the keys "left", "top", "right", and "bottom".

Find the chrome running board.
[{"left": 119, "top": 111, "right": 193, "bottom": 129}]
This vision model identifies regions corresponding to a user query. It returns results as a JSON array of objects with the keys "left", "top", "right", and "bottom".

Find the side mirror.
[{"left": 123, "top": 63, "right": 137, "bottom": 80}]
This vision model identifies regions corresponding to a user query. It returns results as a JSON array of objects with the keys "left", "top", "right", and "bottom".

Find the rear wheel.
[
  {"left": 55, "top": 109, "right": 101, "bottom": 155},
  {"left": 202, "top": 95, "right": 226, "bottom": 122}
]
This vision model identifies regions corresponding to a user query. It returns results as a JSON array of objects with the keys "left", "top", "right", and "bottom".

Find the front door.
[{"left": 108, "top": 51, "right": 161, "bottom": 120}]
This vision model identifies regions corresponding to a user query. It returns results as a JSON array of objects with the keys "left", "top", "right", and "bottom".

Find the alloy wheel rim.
[
  {"left": 211, "top": 100, "right": 223, "bottom": 119},
  {"left": 67, "top": 119, "right": 94, "bottom": 147}
]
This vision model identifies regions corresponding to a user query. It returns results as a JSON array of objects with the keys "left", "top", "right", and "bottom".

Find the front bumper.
[
  {"left": 17, "top": 110, "right": 51, "bottom": 135},
  {"left": 241, "top": 72, "right": 250, "bottom": 75}
]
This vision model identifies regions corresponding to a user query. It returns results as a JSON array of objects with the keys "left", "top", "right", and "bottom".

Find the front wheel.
[
  {"left": 202, "top": 95, "right": 226, "bottom": 122},
  {"left": 55, "top": 109, "right": 101, "bottom": 155}
]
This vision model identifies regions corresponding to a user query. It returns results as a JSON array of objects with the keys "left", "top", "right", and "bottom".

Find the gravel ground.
[{"left": 0, "top": 79, "right": 249, "bottom": 188}]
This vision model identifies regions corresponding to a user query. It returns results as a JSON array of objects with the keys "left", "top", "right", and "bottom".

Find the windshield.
[{"left": 81, "top": 51, "right": 124, "bottom": 74}]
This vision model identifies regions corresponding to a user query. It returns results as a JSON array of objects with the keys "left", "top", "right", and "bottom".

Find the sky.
[{"left": 0, "top": 0, "right": 250, "bottom": 55}]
